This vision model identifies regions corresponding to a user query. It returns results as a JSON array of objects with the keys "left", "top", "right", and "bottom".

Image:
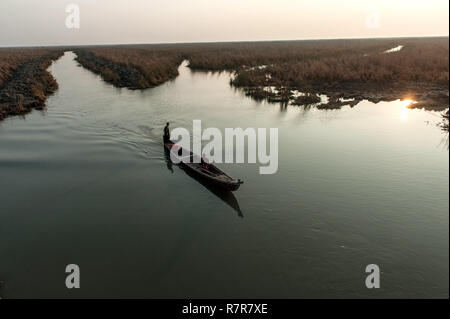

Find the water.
[
  {"left": 384, "top": 45, "right": 404, "bottom": 53},
  {"left": 0, "top": 52, "right": 448, "bottom": 298}
]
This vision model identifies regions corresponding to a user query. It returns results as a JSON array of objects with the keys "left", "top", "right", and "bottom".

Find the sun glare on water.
[{"left": 399, "top": 99, "right": 416, "bottom": 120}]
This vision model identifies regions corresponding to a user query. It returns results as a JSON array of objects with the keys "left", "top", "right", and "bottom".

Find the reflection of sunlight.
[
  {"left": 401, "top": 99, "right": 413, "bottom": 108},
  {"left": 399, "top": 99, "right": 415, "bottom": 120},
  {"left": 400, "top": 106, "right": 409, "bottom": 120},
  {"left": 384, "top": 45, "right": 404, "bottom": 53}
]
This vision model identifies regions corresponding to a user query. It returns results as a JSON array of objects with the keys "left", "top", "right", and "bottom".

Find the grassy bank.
[
  {"left": 227, "top": 37, "right": 449, "bottom": 110},
  {"left": 72, "top": 38, "right": 449, "bottom": 111},
  {"left": 74, "top": 46, "right": 184, "bottom": 89},
  {"left": 0, "top": 48, "right": 64, "bottom": 121},
  {"left": 1, "top": 38, "right": 448, "bottom": 122}
]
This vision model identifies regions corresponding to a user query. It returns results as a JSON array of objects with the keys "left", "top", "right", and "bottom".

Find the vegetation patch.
[
  {"left": 0, "top": 48, "right": 63, "bottom": 121},
  {"left": 441, "top": 110, "right": 449, "bottom": 132},
  {"left": 291, "top": 93, "right": 322, "bottom": 106},
  {"left": 71, "top": 38, "right": 448, "bottom": 111},
  {"left": 228, "top": 38, "right": 449, "bottom": 110},
  {"left": 1, "top": 38, "right": 447, "bottom": 121},
  {"left": 74, "top": 46, "right": 185, "bottom": 89}
]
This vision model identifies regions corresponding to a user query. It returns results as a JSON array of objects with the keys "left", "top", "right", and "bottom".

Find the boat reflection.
[
  {"left": 165, "top": 149, "right": 174, "bottom": 173},
  {"left": 163, "top": 146, "right": 243, "bottom": 217}
]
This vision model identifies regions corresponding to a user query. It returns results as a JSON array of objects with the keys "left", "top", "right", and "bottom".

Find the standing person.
[{"left": 163, "top": 122, "right": 170, "bottom": 143}]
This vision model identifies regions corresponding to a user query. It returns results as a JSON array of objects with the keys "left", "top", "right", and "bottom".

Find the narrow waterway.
[{"left": 0, "top": 52, "right": 448, "bottom": 298}]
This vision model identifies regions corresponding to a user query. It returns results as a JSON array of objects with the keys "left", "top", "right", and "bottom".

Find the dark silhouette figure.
[{"left": 163, "top": 122, "right": 170, "bottom": 143}]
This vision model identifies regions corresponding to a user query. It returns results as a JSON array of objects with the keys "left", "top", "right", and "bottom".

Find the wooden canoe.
[{"left": 164, "top": 139, "right": 243, "bottom": 191}]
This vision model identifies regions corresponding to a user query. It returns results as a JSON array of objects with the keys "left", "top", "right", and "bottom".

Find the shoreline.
[
  {"left": 73, "top": 49, "right": 183, "bottom": 90},
  {"left": 0, "top": 51, "right": 63, "bottom": 121},
  {"left": 234, "top": 82, "right": 449, "bottom": 112},
  {"left": 73, "top": 39, "right": 449, "bottom": 114},
  {"left": 1, "top": 38, "right": 448, "bottom": 122}
]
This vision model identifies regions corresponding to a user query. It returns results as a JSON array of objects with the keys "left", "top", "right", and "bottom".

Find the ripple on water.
[{"left": 0, "top": 51, "right": 448, "bottom": 299}]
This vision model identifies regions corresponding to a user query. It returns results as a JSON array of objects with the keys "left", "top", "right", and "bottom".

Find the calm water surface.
[{"left": 0, "top": 52, "right": 448, "bottom": 298}]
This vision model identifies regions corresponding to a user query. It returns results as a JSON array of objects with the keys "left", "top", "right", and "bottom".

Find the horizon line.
[{"left": 1, "top": 34, "right": 449, "bottom": 49}]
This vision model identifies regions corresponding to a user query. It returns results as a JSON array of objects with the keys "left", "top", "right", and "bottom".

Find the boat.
[
  {"left": 164, "top": 139, "right": 244, "bottom": 191},
  {"left": 163, "top": 149, "right": 243, "bottom": 217}
]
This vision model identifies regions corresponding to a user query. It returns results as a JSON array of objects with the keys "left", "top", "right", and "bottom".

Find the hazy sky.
[{"left": 0, "top": 0, "right": 448, "bottom": 47}]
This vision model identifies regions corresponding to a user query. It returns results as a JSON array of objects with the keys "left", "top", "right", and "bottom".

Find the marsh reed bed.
[
  {"left": 1, "top": 38, "right": 448, "bottom": 121},
  {"left": 74, "top": 46, "right": 184, "bottom": 89},
  {"left": 0, "top": 48, "right": 63, "bottom": 120},
  {"left": 74, "top": 38, "right": 449, "bottom": 110}
]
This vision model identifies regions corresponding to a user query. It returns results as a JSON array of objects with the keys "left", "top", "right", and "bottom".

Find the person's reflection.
[{"left": 164, "top": 146, "right": 174, "bottom": 173}]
